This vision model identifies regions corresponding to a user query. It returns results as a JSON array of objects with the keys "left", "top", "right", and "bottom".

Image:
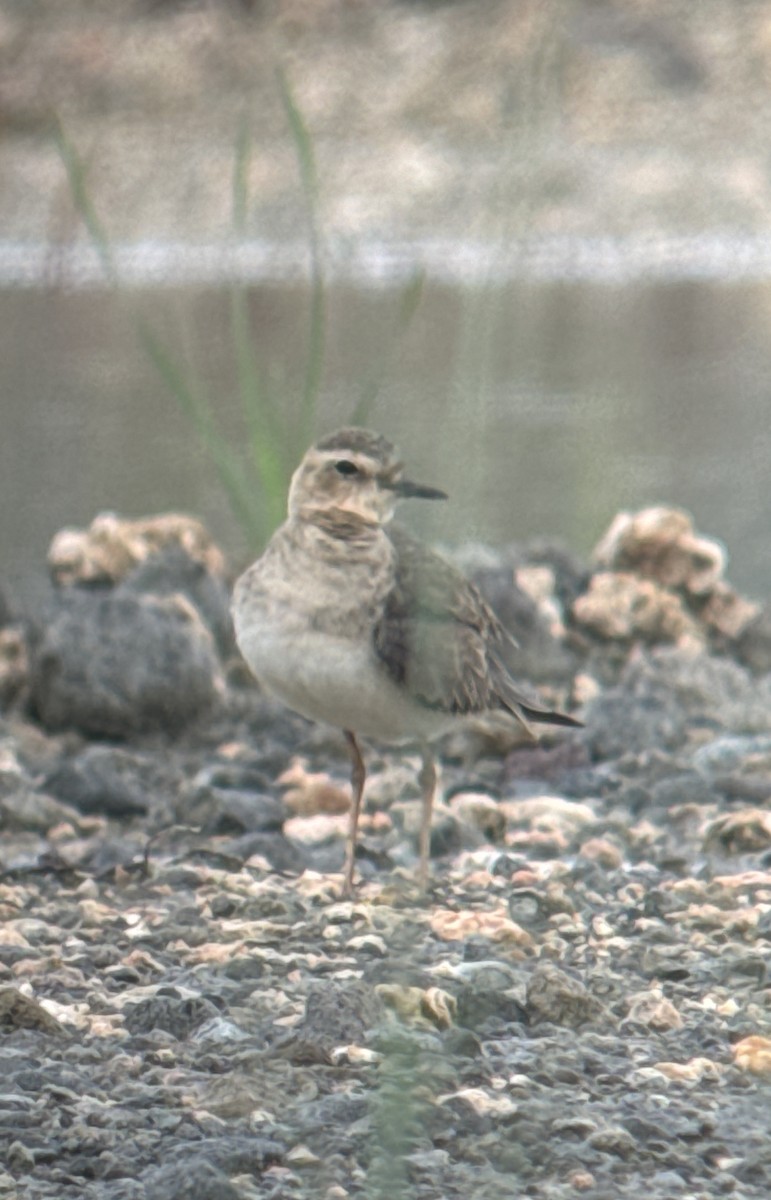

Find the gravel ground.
[{"left": 0, "top": 507, "right": 770, "bottom": 1199}]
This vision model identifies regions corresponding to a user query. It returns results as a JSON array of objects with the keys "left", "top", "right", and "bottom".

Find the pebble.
[
  {"left": 733, "top": 1035, "right": 771, "bottom": 1074},
  {"left": 2, "top": 513, "right": 771, "bottom": 1199}
]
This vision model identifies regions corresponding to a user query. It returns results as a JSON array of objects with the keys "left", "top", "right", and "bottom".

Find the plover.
[{"left": 233, "top": 428, "right": 582, "bottom": 892}]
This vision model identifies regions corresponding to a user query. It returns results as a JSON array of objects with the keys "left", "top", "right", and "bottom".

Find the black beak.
[{"left": 386, "top": 478, "right": 448, "bottom": 501}]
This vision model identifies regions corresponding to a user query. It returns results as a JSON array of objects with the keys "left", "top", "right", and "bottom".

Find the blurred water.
[{"left": 2, "top": 272, "right": 770, "bottom": 615}]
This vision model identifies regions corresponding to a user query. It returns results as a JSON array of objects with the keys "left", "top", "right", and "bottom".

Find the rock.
[
  {"left": 698, "top": 581, "right": 760, "bottom": 641},
  {"left": 733, "top": 1035, "right": 771, "bottom": 1075},
  {"left": 0, "top": 718, "right": 66, "bottom": 780},
  {"left": 45, "top": 745, "right": 150, "bottom": 817},
  {"left": 624, "top": 987, "right": 683, "bottom": 1030},
  {"left": 279, "top": 760, "right": 351, "bottom": 816},
  {"left": 48, "top": 511, "right": 226, "bottom": 587},
  {"left": 585, "top": 648, "right": 771, "bottom": 759},
  {"left": 644, "top": 1057, "right": 723, "bottom": 1083},
  {"left": 592, "top": 506, "right": 726, "bottom": 595},
  {"left": 567, "top": 1171, "right": 597, "bottom": 1192},
  {"left": 143, "top": 1160, "right": 241, "bottom": 1200},
  {"left": 525, "top": 963, "right": 605, "bottom": 1027},
  {"left": 0, "top": 626, "right": 28, "bottom": 710},
  {"left": 704, "top": 809, "right": 771, "bottom": 854},
  {"left": 584, "top": 671, "right": 686, "bottom": 759},
  {"left": 573, "top": 570, "right": 702, "bottom": 644},
  {"left": 515, "top": 564, "right": 563, "bottom": 618},
  {"left": 120, "top": 543, "right": 233, "bottom": 656},
  {"left": 507, "top": 887, "right": 553, "bottom": 929},
  {"left": 650, "top": 771, "right": 716, "bottom": 809},
  {"left": 448, "top": 791, "right": 506, "bottom": 843},
  {"left": 736, "top": 602, "right": 771, "bottom": 673},
  {"left": 186, "top": 786, "right": 285, "bottom": 835},
  {"left": 0, "top": 987, "right": 65, "bottom": 1034},
  {"left": 275, "top": 981, "right": 384, "bottom": 1064},
  {"left": 577, "top": 836, "right": 623, "bottom": 869},
  {"left": 6, "top": 1140, "right": 35, "bottom": 1172},
  {"left": 124, "top": 992, "right": 221, "bottom": 1039},
  {"left": 0, "top": 732, "right": 89, "bottom": 833},
  {"left": 192, "top": 759, "right": 273, "bottom": 794},
  {"left": 693, "top": 732, "right": 771, "bottom": 774},
  {"left": 0, "top": 784, "right": 83, "bottom": 834},
  {"left": 30, "top": 589, "right": 223, "bottom": 737},
  {"left": 520, "top": 540, "right": 592, "bottom": 611},
  {"left": 454, "top": 978, "right": 527, "bottom": 1033},
  {"left": 500, "top": 794, "right": 596, "bottom": 839},
  {"left": 376, "top": 984, "right": 457, "bottom": 1030},
  {"left": 189, "top": 1016, "right": 248, "bottom": 1046},
  {"left": 221, "top": 830, "right": 309, "bottom": 874},
  {"left": 439, "top": 1086, "right": 518, "bottom": 1121},
  {"left": 586, "top": 1125, "right": 636, "bottom": 1158},
  {"left": 583, "top": 508, "right": 764, "bottom": 654},
  {"left": 431, "top": 906, "right": 534, "bottom": 951}
]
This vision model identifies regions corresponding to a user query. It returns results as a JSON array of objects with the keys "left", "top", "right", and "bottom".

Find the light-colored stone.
[
  {"left": 645, "top": 1057, "right": 722, "bottom": 1083},
  {"left": 430, "top": 906, "right": 534, "bottom": 950},
  {"left": 573, "top": 571, "right": 702, "bottom": 644},
  {"left": 48, "top": 511, "right": 226, "bottom": 586},
  {"left": 449, "top": 791, "right": 505, "bottom": 842},
  {"left": 592, "top": 506, "right": 725, "bottom": 595},
  {"left": 733, "top": 1036, "right": 771, "bottom": 1074},
  {"left": 625, "top": 987, "right": 683, "bottom": 1030},
  {"left": 500, "top": 795, "right": 596, "bottom": 836},
  {"left": 279, "top": 760, "right": 351, "bottom": 816}
]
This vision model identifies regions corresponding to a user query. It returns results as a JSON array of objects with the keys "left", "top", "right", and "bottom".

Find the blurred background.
[{"left": 1, "top": 0, "right": 770, "bottom": 613}]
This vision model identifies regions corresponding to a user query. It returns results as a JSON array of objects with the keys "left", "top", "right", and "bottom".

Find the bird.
[{"left": 232, "top": 427, "right": 582, "bottom": 893}]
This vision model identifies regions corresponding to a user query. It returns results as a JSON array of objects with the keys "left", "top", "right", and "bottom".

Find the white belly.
[{"left": 234, "top": 618, "right": 451, "bottom": 744}]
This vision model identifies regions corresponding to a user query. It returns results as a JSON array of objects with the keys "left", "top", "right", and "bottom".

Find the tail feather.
[
  {"left": 490, "top": 657, "right": 584, "bottom": 731},
  {"left": 519, "top": 704, "right": 584, "bottom": 729}
]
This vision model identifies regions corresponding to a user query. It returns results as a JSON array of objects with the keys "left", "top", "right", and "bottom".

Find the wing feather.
[{"left": 373, "top": 525, "right": 581, "bottom": 731}]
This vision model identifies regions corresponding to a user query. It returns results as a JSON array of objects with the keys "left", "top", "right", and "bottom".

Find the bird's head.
[{"left": 287, "top": 428, "right": 447, "bottom": 527}]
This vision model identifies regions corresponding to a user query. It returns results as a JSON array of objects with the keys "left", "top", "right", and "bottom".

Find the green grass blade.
[
  {"left": 232, "top": 113, "right": 251, "bottom": 236},
  {"left": 397, "top": 266, "right": 426, "bottom": 326},
  {"left": 138, "top": 319, "right": 266, "bottom": 543},
  {"left": 53, "top": 118, "right": 118, "bottom": 286},
  {"left": 229, "top": 285, "right": 287, "bottom": 532},
  {"left": 277, "top": 67, "right": 325, "bottom": 447},
  {"left": 230, "top": 117, "right": 291, "bottom": 534}
]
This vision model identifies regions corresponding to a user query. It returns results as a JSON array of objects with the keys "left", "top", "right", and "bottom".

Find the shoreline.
[{"left": 5, "top": 232, "right": 771, "bottom": 290}]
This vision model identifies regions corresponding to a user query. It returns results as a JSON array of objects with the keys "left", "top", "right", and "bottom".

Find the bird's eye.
[{"left": 334, "top": 460, "right": 359, "bottom": 477}]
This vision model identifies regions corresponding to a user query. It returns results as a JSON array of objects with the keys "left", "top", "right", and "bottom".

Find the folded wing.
[{"left": 373, "top": 525, "right": 582, "bottom": 733}]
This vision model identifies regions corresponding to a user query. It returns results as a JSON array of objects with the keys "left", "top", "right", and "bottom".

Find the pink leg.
[{"left": 343, "top": 730, "right": 366, "bottom": 894}]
